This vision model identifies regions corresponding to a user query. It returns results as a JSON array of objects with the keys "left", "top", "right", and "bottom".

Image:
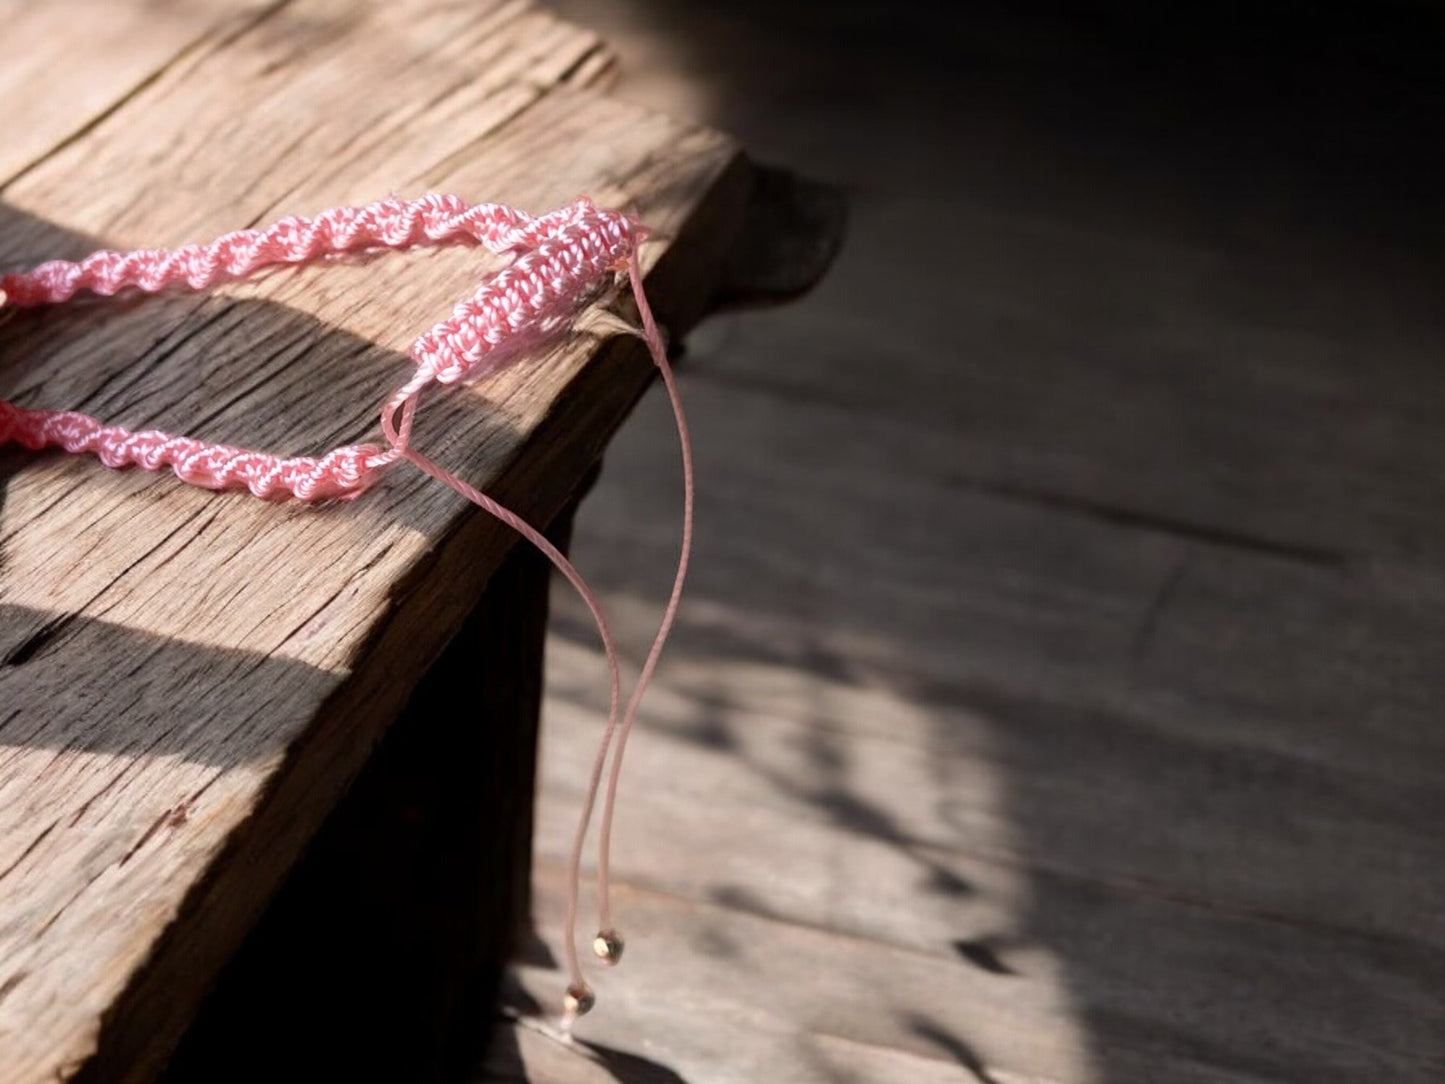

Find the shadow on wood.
[{"left": 157, "top": 505, "right": 576, "bottom": 1083}]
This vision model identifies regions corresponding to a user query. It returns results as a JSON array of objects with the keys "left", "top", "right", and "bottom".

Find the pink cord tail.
[
  {"left": 394, "top": 443, "right": 623, "bottom": 995},
  {"left": 593, "top": 255, "right": 694, "bottom": 934}
]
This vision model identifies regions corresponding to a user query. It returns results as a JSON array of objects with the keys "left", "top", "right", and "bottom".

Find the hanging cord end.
[
  {"left": 592, "top": 928, "right": 625, "bottom": 966},
  {"left": 560, "top": 982, "right": 596, "bottom": 1035}
]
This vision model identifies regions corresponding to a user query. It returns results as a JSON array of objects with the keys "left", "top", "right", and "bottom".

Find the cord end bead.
[
  {"left": 560, "top": 981, "right": 596, "bottom": 1034},
  {"left": 592, "top": 928, "right": 625, "bottom": 965}
]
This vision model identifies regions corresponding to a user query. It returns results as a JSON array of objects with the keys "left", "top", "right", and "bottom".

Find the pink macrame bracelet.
[
  {"left": 0, "top": 194, "right": 695, "bottom": 1028},
  {"left": 0, "top": 194, "right": 639, "bottom": 497}
]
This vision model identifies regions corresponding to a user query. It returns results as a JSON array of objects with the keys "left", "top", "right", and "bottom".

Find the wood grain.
[{"left": 0, "top": 2, "right": 746, "bottom": 1081}]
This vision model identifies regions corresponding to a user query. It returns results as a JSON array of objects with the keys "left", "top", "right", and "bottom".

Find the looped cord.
[{"left": 0, "top": 194, "right": 695, "bottom": 1022}]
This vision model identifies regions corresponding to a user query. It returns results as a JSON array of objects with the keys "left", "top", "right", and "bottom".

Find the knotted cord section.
[{"left": 409, "top": 209, "right": 640, "bottom": 386}]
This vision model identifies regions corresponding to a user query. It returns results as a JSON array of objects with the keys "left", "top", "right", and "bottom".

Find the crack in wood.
[
  {"left": 0, "top": 821, "right": 58, "bottom": 883},
  {"left": 968, "top": 478, "right": 1350, "bottom": 567},
  {"left": 70, "top": 303, "right": 240, "bottom": 420},
  {"left": 1, "top": 615, "right": 77, "bottom": 667}
]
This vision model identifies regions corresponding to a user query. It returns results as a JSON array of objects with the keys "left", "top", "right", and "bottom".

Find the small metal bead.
[
  {"left": 563, "top": 982, "right": 596, "bottom": 1017},
  {"left": 592, "top": 928, "right": 625, "bottom": 965}
]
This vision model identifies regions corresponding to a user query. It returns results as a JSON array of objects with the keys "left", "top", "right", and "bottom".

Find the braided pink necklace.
[{"left": 0, "top": 193, "right": 693, "bottom": 1028}]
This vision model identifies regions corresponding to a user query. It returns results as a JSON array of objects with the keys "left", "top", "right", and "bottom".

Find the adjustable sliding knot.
[{"left": 409, "top": 203, "right": 644, "bottom": 386}]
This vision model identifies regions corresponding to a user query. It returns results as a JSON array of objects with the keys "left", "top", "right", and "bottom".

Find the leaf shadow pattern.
[
  {"left": 906, "top": 1013, "right": 1005, "bottom": 1084},
  {"left": 484, "top": 977, "right": 694, "bottom": 1084}
]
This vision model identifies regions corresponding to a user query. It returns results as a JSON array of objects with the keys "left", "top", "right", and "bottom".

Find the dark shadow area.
[
  {"left": 642, "top": 0, "right": 1445, "bottom": 244},
  {"left": 952, "top": 938, "right": 1018, "bottom": 977},
  {"left": 158, "top": 517, "right": 558, "bottom": 1084},
  {"left": 574, "top": 1043, "right": 692, "bottom": 1084},
  {"left": 487, "top": 1027, "right": 694, "bottom": 1084},
  {"left": 907, "top": 1014, "right": 1004, "bottom": 1084}
]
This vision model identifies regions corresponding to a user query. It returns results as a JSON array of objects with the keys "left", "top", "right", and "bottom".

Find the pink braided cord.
[
  {"left": 0, "top": 401, "right": 381, "bottom": 500},
  {"left": 0, "top": 194, "right": 536, "bottom": 305},
  {"left": 0, "top": 194, "right": 643, "bottom": 496}
]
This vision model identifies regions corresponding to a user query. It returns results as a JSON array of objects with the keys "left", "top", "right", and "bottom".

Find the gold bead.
[
  {"left": 592, "top": 928, "right": 625, "bottom": 965},
  {"left": 563, "top": 982, "right": 596, "bottom": 1017}
]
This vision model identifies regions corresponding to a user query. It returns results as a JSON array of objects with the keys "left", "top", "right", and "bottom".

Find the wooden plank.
[
  {"left": 529, "top": 670, "right": 1445, "bottom": 1082},
  {"left": 0, "top": 0, "right": 274, "bottom": 184},
  {"left": 555, "top": 377, "right": 1445, "bottom": 815},
  {"left": 0, "top": 2, "right": 749, "bottom": 1080},
  {"left": 675, "top": 183, "right": 1445, "bottom": 567}
]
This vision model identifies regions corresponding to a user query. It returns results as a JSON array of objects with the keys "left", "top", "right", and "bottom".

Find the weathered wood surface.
[
  {"left": 478, "top": 3, "right": 1445, "bottom": 1083},
  {"left": 0, "top": 2, "right": 746, "bottom": 1081}
]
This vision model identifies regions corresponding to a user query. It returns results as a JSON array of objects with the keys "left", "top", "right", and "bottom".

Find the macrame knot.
[{"left": 409, "top": 202, "right": 644, "bottom": 386}]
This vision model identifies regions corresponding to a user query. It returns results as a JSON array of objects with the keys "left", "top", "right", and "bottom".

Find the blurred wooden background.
[{"left": 481, "top": 3, "right": 1445, "bottom": 1083}]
